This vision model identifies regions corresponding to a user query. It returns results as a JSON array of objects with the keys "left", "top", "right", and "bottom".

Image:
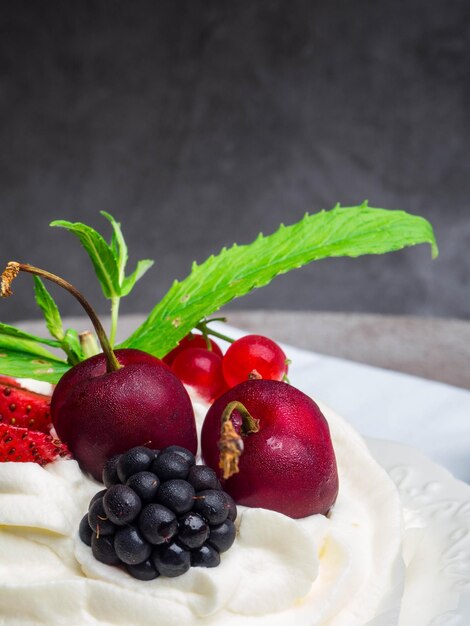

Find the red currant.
[
  {"left": 171, "top": 348, "right": 225, "bottom": 402},
  {"left": 222, "top": 335, "right": 288, "bottom": 387},
  {"left": 163, "top": 333, "right": 223, "bottom": 366}
]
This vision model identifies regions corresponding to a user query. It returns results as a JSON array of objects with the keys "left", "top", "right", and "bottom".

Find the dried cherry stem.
[
  {"left": 1, "top": 262, "right": 121, "bottom": 373},
  {"left": 218, "top": 400, "right": 260, "bottom": 480}
]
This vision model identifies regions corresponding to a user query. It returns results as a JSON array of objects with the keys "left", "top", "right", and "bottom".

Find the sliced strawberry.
[
  {"left": 0, "top": 422, "right": 69, "bottom": 465},
  {"left": 0, "top": 376, "right": 52, "bottom": 434}
]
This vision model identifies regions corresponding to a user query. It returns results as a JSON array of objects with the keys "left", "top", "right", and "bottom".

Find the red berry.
[
  {"left": 0, "top": 422, "right": 69, "bottom": 465},
  {"left": 201, "top": 380, "right": 338, "bottom": 519},
  {"left": 222, "top": 335, "right": 288, "bottom": 387},
  {"left": 163, "top": 333, "right": 223, "bottom": 366},
  {"left": 172, "top": 348, "right": 225, "bottom": 402},
  {"left": 0, "top": 376, "right": 52, "bottom": 433},
  {"left": 51, "top": 349, "right": 197, "bottom": 481}
]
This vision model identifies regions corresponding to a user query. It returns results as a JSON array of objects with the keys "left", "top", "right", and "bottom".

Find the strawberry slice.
[
  {"left": 0, "top": 422, "right": 69, "bottom": 465},
  {"left": 0, "top": 376, "right": 52, "bottom": 434}
]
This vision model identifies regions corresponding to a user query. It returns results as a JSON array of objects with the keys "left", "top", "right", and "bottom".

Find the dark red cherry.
[
  {"left": 201, "top": 379, "right": 338, "bottom": 519},
  {"left": 51, "top": 349, "right": 197, "bottom": 481}
]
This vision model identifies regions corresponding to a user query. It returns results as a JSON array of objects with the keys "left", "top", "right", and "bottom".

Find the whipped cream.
[{"left": 0, "top": 398, "right": 405, "bottom": 626}]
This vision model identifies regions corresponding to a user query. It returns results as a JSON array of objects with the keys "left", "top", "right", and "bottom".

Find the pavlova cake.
[{"left": 0, "top": 205, "right": 437, "bottom": 625}]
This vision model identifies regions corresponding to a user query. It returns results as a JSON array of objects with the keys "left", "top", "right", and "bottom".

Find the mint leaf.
[
  {"left": 0, "top": 322, "right": 61, "bottom": 349},
  {"left": 50, "top": 219, "right": 121, "bottom": 298},
  {"left": 121, "top": 259, "right": 154, "bottom": 296},
  {"left": 0, "top": 332, "right": 64, "bottom": 361},
  {"left": 62, "top": 328, "right": 84, "bottom": 365},
  {"left": 101, "top": 211, "right": 128, "bottom": 283},
  {"left": 100, "top": 212, "right": 154, "bottom": 296},
  {"left": 0, "top": 348, "right": 69, "bottom": 383},
  {"left": 33, "top": 276, "right": 64, "bottom": 341},
  {"left": 121, "top": 204, "right": 438, "bottom": 357}
]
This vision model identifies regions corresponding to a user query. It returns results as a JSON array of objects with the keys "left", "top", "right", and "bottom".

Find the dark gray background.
[{"left": 0, "top": 0, "right": 469, "bottom": 325}]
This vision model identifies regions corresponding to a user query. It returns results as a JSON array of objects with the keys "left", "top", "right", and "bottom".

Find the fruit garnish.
[
  {"left": 201, "top": 379, "right": 339, "bottom": 519},
  {"left": 0, "top": 203, "right": 437, "bottom": 383},
  {"left": 80, "top": 445, "right": 237, "bottom": 581},
  {"left": 0, "top": 422, "right": 69, "bottom": 464},
  {"left": 162, "top": 332, "right": 224, "bottom": 366},
  {"left": 0, "top": 375, "right": 52, "bottom": 433},
  {"left": 1, "top": 262, "right": 197, "bottom": 480},
  {"left": 222, "top": 334, "right": 288, "bottom": 387},
  {"left": 171, "top": 348, "right": 225, "bottom": 402}
]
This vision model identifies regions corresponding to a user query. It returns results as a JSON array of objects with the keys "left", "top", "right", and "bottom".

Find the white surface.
[
  {"left": 212, "top": 323, "right": 470, "bottom": 484},
  {"left": 368, "top": 438, "right": 470, "bottom": 626}
]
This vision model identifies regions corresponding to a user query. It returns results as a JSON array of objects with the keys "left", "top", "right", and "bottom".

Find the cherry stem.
[
  {"left": 1, "top": 262, "right": 121, "bottom": 373},
  {"left": 218, "top": 401, "right": 260, "bottom": 480}
]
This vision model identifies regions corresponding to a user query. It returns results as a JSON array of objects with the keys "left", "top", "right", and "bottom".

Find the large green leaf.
[
  {"left": 0, "top": 349, "right": 70, "bottom": 383},
  {"left": 0, "top": 322, "right": 61, "bottom": 349},
  {"left": 121, "top": 204, "right": 438, "bottom": 357},
  {"left": 0, "top": 334, "right": 64, "bottom": 360}
]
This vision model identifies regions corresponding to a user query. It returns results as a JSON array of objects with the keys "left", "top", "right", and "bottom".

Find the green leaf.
[
  {"left": 0, "top": 333, "right": 64, "bottom": 361},
  {"left": 62, "top": 328, "right": 84, "bottom": 365},
  {"left": 121, "top": 203, "right": 438, "bottom": 357},
  {"left": 0, "top": 322, "right": 61, "bottom": 349},
  {"left": 50, "top": 219, "right": 121, "bottom": 298},
  {"left": 33, "top": 276, "right": 64, "bottom": 341},
  {"left": 0, "top": 349, "right": 70, "bottom": 383},
  {"left": 120, "top": 259, "right": 155, "bottom": 296},
  {"left": 100, "top": 211, "right": 128, "bottom": 284}
]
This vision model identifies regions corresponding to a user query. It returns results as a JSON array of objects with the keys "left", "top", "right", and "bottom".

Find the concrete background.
[{"left": 0, "top": 0, "right": 469, "bottom": 324}]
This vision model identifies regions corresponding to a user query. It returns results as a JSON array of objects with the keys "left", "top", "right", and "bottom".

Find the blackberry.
[
  {"left": 153, "top": 541, "right": 191, "bottom": 577},
  {"left": 117, "top": 446, "right": 156, "bottom": 483},
  {"left": 79, "top": 444, "right": 237, "bottom": 581},
  {"left": 187, "top": 465, "right": 220, "bottom": 491},
  {"left": 79, "top": 514, "right": 93, "bottom": 546},
  {"left": 177, "top": 512, "right": 209, "bottom": 550},
  {"left": 138, "top": 503, "right": 177, "bottom": 545},
  {"left": 164, "top": 445, "right": 195, "bottom": 467},
  {"left": 208, "top": 519, "right": 236, "bottom": 553},
  {"left": 193, "top": 489, "right": 229, "bottom": 525},
  {"left": 114, "top": 526, "right": 152, "bottom": 565},
  {"left": 126, "top": 559, "right": 160, "bottom": 581},
  {"left": 191, "top": 543, "right": 220, "bottom": 568},
  {"left": 89, "top": 488, "right": 107, "bottom": 509},
  {"left": 91, "top": 534, "right": 120, "bottom": 565},
  {"left": 103, "top": 484, "right": 142, "bottom": 525},
  {"left": 88, "top": 498, "right": 115, "bottom": 536},
  {"left": 126, "top": 471, "right": 160, "bottom": 502},
  {"left": 156, "top": 479, "right": 195, "bottom": 515},
  {"left": 224, "top": 492, "right": 238, "bottom": 522},
  {"left": 151, "top": 449, "right": 192, "bottom": 481}
]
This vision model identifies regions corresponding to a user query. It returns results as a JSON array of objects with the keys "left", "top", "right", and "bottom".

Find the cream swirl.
[{"left": 0, "top": 404, "right": 405, "bottom": 626}]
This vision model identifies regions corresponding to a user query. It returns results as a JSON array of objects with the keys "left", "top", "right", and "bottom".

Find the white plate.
[{"left": 368, "top": 438, "right": 470, "bottom": 626}]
